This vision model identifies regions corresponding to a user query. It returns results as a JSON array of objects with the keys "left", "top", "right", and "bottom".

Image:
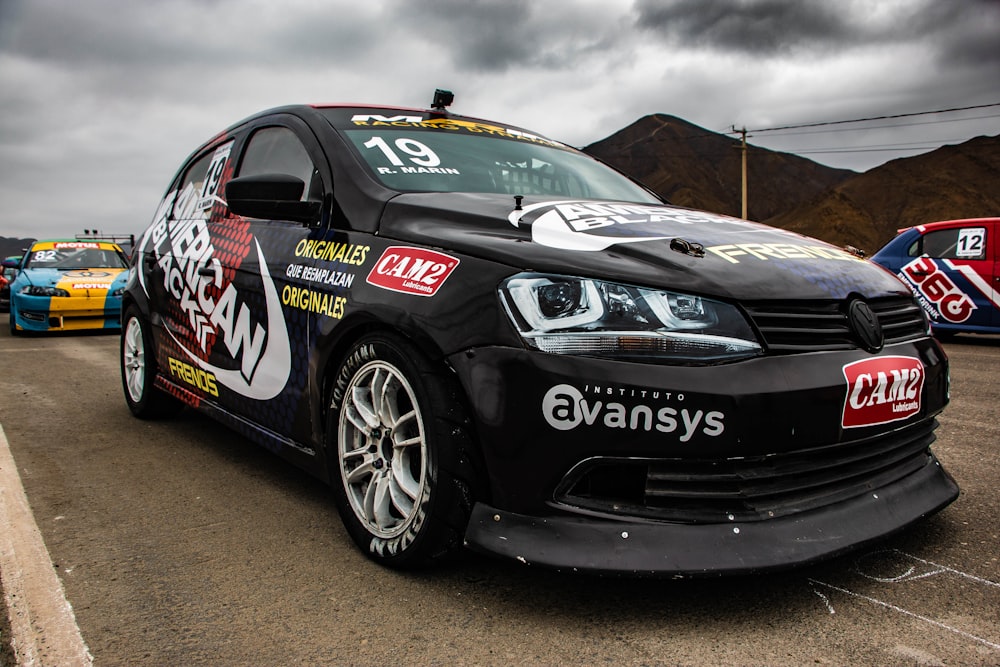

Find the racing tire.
[
  {"left": 121, "top": 306, "right": 182, "bottom": 419},
  {"left": 328, "top": 332, "right": 480, "bottom": 569}
]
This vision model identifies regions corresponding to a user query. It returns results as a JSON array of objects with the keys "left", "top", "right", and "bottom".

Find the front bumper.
[
  {"left": 464, "top": 454, "right": 958, "bottom": 575},
  {"left": 12, "top": 294, "right": 121, "bottom": 332},
  {"left": 449, "top": 336, "right": 955, "bottom": 575}
]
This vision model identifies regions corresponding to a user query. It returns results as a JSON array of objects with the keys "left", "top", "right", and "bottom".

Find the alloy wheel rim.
[
  {"left": 123, "top": 318, "right": 145, "bottom": 403},
  {"left": 338, "top": 360, "right": 428, "bottom": 539}
]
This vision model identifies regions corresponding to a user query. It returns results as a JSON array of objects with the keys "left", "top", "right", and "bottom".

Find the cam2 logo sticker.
[
  {"left": 366, "top": 246, "right": 459, "bottom": 296},
  {"left": 842, "top": 356, "right": 924, "bottom": 429}
]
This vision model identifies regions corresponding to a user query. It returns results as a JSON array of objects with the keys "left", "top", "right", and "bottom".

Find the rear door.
[{"left": 202, "top": 115, "right": 353, "bottom": 446}]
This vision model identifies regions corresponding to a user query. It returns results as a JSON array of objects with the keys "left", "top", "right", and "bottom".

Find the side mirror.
[
  {"left": 2, "top": 257, "right": 20, "bottom": 269},
  {"left": 225, "top": 173, "right": 321, "bottom": 225}
]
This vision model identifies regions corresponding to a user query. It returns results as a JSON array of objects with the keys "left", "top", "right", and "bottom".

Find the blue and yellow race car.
[{"left": 8, "top": 239, "right": 129, "bottom": 334}]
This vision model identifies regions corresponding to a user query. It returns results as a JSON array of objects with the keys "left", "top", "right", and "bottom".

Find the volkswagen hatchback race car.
[
  {"left": 120, "top": 93, "right": 958, "bottom": 575},
  {"left": 871, "top": 218, "right": 999, "bottom": 337},
  {"left": 9, "top": 240, "right": 128, "bottom": 334}
]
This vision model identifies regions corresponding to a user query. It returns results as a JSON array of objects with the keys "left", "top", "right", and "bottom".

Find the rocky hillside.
[
  {"left": 764, "top": 135, "right": 1000, "bottom": 252},
  {"left": 584, "top": 114, "right": 855, "bottom": 222},
  {"left": 585, "top": 116, "right": 999, "bottom": 254}
]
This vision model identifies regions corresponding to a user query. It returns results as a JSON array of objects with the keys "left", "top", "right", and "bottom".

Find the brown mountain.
[
  {"left": 584, "top": 114, "right": 856, "bottom": 222},
  {"left": 764, "top": 134, "right": 1000, "bottom": 253},
  {"left": 585, "top": 114, "right": 1000, "bottom": 255}
]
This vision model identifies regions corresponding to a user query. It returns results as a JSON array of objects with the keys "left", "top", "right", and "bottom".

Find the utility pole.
[{"left": 732, "top": 126, "right": 749, "bottom": 219}]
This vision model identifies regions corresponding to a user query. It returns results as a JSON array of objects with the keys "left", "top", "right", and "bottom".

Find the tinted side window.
[
  {"left": 911, "top": 227, "right": 987, "bottom": 260},
  {"left": 238, "top": 127, "right": 319, "bottom": 201},
  {"left": 174, "top": 141, "right": 234, "bottom": 220}
]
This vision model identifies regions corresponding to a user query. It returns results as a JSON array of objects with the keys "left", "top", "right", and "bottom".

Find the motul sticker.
[
  {"left": 842, "top": 356, "right": 924, "bottom": 428},
  {"left": 54, "top": 242, "right": 99, "bottom": 249},
  {"left": 366, "top": 246, "right": 459, "bottom": 297}
]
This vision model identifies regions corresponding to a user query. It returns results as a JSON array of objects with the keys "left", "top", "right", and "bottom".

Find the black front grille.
[
  {"left": 743, "top": 296, "right": 927, "bottom": 353},
  {"left": 554, "top": 419, "right": 939, "bottom": 524}
]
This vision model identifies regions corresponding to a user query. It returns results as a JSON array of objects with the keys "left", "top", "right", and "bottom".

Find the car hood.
[
  {"left": 377, "top": 193, "right": 907, "bottom": 301},
  {"left": 20, "top": 267, "right": 127, "bottom": 289}
]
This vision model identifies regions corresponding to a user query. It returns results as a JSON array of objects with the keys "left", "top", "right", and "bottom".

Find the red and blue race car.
[{"left": 871, "top": 218, "right": 1000, "bottom": 337}]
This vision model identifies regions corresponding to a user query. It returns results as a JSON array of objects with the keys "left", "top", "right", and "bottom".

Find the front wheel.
[
  {"left": 121, "top": 306, "right": 181, "bottom": 419},
  {"left": 328, "top": 333, "right": 480, "bottom": 569}
]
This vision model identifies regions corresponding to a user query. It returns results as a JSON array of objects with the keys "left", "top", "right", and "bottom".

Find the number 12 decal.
[
  {"left": 363, "top": 136, "right": 440, "bottom": 167},
  {"left": 956, "top": 228, "right": 985, "bottom": 259}
]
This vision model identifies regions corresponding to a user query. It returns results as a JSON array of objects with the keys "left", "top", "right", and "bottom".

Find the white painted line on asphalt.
[{"left": 0, "top": 424, "right": 93, "bottom": 666}]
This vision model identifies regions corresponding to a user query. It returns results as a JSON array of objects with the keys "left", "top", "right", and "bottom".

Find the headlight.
[
  {"left": 111, "top": 286, "right": 125, "bottom": 297},
  {"left": 500, "top": 273, "right": 761, "bottom": 364},
  {"left": 20, "top": 285, "right": 70, "bottom": 297}
]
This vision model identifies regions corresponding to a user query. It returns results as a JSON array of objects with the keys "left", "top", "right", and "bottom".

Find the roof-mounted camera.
[{"left": 430, "top": 89, "right": 454, "bottom": 115}]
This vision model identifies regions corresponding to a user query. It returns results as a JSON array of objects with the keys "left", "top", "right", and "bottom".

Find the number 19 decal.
[{"left": 363, "top": 136, "right": 440, "bottom": 167}]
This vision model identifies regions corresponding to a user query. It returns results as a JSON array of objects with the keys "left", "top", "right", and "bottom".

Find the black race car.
[{"left": 121, "top": 91, "right": 957, "bottom": 575}]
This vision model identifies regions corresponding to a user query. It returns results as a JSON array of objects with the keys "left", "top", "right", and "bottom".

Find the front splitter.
[{"left": 463, "top": 458, "right": 959, "bottom": 576}]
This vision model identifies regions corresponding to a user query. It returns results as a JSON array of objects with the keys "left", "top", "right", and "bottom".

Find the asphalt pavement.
[{"left": 0, "top": 315, "right": 997, "bottom": 666}]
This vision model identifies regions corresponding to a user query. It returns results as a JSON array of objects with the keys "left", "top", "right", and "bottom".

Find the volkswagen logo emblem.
[{"left": 848, "top": 299, "right": 884, "bottom": 353}]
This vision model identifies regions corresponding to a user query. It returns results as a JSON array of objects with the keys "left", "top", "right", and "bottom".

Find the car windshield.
[
  {"left": 25, "top": 247, "right": 127, "bottom": 270},
  {"left": 341, "top": 127, "right": 660, "bottom": 203}
]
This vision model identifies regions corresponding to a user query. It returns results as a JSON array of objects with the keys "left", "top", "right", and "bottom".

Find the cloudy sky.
[{"left": 1, "top": 0, "right": 998, "bottom": 241}]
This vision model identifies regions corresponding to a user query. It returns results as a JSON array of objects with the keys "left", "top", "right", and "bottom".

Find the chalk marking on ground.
[
  {"left": 0, "top": 423, "right": 93, "bottom": 666},
  {"left": 876, "top": 550, "right": 1000, "bottom": 588},
  {"left": 808, "top": 577, "right": 1000, "bottom": 653}
]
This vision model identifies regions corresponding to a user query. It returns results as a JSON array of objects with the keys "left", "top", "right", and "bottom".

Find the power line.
[
  {"left": 750, "top": 102, "right": 1000, "bottom": 134},
  {"left": 769, "top": 137, "right": 973, "bottom": 155},
  {"left": 754, "top": 112, "right": 1000, "bottom": 138},
  {"left": 794, "top": 146, "right": 945, "bottom": 155}
]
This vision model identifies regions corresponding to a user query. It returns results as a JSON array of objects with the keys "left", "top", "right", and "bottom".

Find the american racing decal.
[
  {"left": 542, "top": 383, "right": 725, "bottom": 442},
  {"left": 508, "top": 200, "right": 754, "bottom": 251},
  {"left": 138, "top": 145, "right": 292, "bottom": 400},
  {"left": 366, "top": 246, "right": 459, "bottom": 297},
  {"left": 842, "top": 356, "right": 924, "bottom": 428},
  {"left": 156, "top": 218, "right": 290, "bottom": 400},
  {"left": 899, "top": 257, "right": 976, "bottom": 323}
]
